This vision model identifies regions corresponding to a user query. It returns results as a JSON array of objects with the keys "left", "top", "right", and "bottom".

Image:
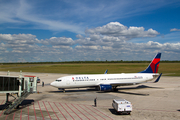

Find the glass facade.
[{"left": 0, "top": 76, "right": 24, "bottom": 91}]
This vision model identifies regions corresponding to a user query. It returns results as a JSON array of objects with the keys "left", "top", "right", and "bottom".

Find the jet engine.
[{"left": 99, "top": 84, "right": 112, "bottom": 91}]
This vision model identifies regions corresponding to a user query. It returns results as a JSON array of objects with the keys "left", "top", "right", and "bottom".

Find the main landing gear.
[
  {"left": 63, "top": 89, "right": 65, "bottom": 93},
  {"left": 58, "top": 88, "right": 66, "bottom": 93},
  {"left": 112, "top": 86, "right": 118, "bottom": 92}
]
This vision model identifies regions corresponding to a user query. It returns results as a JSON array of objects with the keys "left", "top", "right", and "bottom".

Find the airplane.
[{"left": 50, "top": 53, "right": 162, "bottom": 92}]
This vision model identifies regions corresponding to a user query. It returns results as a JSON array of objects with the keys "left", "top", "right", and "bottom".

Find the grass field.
[{"left": 0, "top": 63, "right": 180, "bottom": 76}]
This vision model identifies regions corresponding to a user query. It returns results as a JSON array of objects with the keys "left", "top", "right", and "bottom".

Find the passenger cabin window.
[{"left": 56, "top": 80, "right": 62, "bottom": 82}]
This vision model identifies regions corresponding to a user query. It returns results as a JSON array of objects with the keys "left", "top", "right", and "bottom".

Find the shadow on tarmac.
[
  {"left": 97, "top": 85, "right": 163, "bottom": 95},
  {"left": 109, "top": 108, "right": 130, "bottom": 115},
  {"left": 114, "top": 85, "right": 163, "bottom": 96},
  {"left": 109, "top": 108, "right": 118, "bottom": 115},
  {"left": 48, "top": 85, "right": 163, "bottom": 96},
  {"left": 0, "top": 99, "right": 34, "bottom": 111},
  {"left": 49, "top": 88, "right": 97, "bottom": 93},
  {"left": 118, "top": 85, "right": 163, "bottom": 90},
  {"left": 20, "top": 99, "right": 34, "bottom": 106},
  {"left": 117, "top": 91, "right": 149, "bottom": 96}
]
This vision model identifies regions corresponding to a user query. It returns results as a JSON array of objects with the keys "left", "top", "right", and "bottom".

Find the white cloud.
[
  {"left": 0, "top": 22, "right": 180, "bottom": 62},
  {"left": 170, "top": 28, "right": 180, "bottom": 32},
  {"left": 75, "top": 45, "right": 101, "bottom": 50},
  {"left": 0, "top": 34, "right": 13, "bottom": 41},
  {"left": 86, "top": 22, "right": 159, "bottom": 39},
  {"left": 102, "top": 46, "right": 112, "bottom": 50},
  {"left": 48, "top": 37, "right": 75, "bottom": 46}
]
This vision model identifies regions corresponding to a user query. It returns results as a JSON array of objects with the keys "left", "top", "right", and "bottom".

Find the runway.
[{"left": 0, "top": 72, "right": 180, "bottom": 120}]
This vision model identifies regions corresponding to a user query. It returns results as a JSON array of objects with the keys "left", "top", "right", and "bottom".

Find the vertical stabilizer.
[{"left": 140, "top": 53, "right": 161, "bottom": 73}]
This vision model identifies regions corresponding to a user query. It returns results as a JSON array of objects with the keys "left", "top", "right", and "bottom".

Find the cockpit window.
[{"left": 55, "top": 80, "right": 62, "bottom": 82}]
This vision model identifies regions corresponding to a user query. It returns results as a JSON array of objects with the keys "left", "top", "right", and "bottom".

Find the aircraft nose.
[{"left": 50, "top": 82, "right": 55, "bottom": 87}]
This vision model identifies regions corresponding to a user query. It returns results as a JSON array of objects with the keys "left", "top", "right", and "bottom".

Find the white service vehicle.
[{"left": 112, "top": 99, "right": 132, "bottom": 114}]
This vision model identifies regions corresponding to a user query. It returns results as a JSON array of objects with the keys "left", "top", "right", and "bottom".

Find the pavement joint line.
[
  {"left": 0, "top": 100, "right": 115, "bottom": 120},
  {"left": 37, "top": 101, "right": 44, "bottom": 120},
  {"left": 0, "top": 100, "right": 4, "bottom": 117},
  {"left": 53, "top": 101, "right": 94, "bottom": 107},
  {"left": 12, "top": 111, "right": 16, "bottom": 120},
  {"left": 0, "top": 100, "right": 4, "bottom": 105},
  {"left": 53, "top": 102, "right": 67, "bottom": 120},
  {"left": 27, "top": 106, "right": 29, "bottom": 120},
  {"left": 4, "top": 114, "right": 8, "bottom": 120},
  {"left": 93, "top": 105, "right": 114, "bottom": 120},
  {"left": 65, "top": 103, "right": 82, "bottom": 120},
  {"left": 84, "top": 104, "right": 106, "bottom": 120},
  {"left": 59, "top": 102, "right": 74, "bottom": 120},
  {"left": 33, "top": 102, "right": 37, "bottom": 120},
  {"left": 71, "top": 103, "right": 90, "bottom": 120},
  {"left": 42, "top": 101, "right": 52, "bottom": 120},
  {"left": 48, "top": 101, "right": 59, "bottom": 120},
  {"left": 77, "top": 104, "right": 97, "bottom": 120},
  {"left": 20, "top": 108, "right": 22, "bottom": 120},
  {"left": 52, "top": 100, "right": 113, "bottom": 120}
]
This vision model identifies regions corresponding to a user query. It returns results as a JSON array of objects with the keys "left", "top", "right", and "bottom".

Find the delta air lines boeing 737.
[{"left": 50, "top": 53, "right": 162, "bottom": 92}]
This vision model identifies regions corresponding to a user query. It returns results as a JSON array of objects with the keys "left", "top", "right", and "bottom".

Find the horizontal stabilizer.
[{"left": 154, "top": 73, "right": 162, "bottom": 83}]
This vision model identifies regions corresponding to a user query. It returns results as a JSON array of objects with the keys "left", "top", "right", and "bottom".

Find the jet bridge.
[{"left": 0, "top": 71, "right": 38, "bottom": 114}]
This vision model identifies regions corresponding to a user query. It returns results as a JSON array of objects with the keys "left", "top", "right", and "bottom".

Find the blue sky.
[{"left": 0, "top": 0, "right": 180, "bottom": 62}]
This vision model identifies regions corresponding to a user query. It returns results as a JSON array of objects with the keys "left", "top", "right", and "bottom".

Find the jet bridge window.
[{"left": 56, "top": 80, "right": 62, "bottom": 82}]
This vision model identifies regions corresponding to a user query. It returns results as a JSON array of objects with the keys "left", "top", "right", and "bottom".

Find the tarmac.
[{"left": 0, "top": 71, "right": 180, "bottom": 120}]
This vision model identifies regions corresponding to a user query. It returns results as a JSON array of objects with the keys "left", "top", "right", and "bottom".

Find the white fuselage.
[{"left": 50, "top": 73, "right": 158, "bottom": 89}]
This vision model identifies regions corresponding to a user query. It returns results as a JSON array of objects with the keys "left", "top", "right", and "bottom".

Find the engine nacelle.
[{"left": 99, "top": 84, "right": 112, "bottom": 91}]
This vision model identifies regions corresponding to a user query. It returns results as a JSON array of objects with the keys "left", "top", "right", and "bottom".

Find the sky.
[{"left": 0, "top": 0, "right": 180, "bottom": 62}]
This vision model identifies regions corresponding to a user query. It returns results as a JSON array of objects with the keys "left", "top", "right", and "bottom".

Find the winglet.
[
  {"left": 104, "top": 69, "right": 108, "bottom": 74},
  {"left": 154, "top": 73, "right": 162, "bottom": 83}
]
